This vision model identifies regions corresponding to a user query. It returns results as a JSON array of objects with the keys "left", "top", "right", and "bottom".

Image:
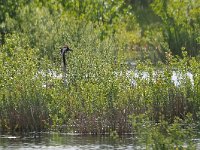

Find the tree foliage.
[{"left": 151, "top": 0, "right": 200, "bottom": 56}]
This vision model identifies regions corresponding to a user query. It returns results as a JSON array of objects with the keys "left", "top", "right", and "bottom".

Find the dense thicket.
[
  {"left": 0, "top": 0, "right": 199, "bottom": 149},
  {"left": 1, "top": 0, "right": 199, "bottom": 58}
]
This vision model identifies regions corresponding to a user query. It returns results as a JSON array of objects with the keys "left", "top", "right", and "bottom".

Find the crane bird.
[{"left": 60, "top": 45, "right": 72, "bottom": 86}]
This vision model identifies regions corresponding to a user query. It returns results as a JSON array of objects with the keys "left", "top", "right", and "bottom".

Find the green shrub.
[
  {"left": 130, "top": 113, "right": 196, "bottom": 149},
  {"left": 0, "top": 33, "right": 50, "bottom": 132},
  {"left": 0, "top": 3, "right": 199, "bottom": 147}
]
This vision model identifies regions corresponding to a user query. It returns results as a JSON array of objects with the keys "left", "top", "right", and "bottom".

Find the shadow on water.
[{"left": 0, "top": 132, "right": 138, "bottom": 150}]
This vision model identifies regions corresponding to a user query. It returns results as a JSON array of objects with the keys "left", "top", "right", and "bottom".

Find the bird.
[
  {"left": 60, "top": 45, "right": 72, "bottom": 66},
  {"left": 60, "top": 45, "right": 72, "bottom": 86}
]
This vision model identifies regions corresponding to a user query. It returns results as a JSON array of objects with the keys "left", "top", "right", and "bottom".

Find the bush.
[{"left": 0, "top": 34, "right": 49, "bottom": 132}]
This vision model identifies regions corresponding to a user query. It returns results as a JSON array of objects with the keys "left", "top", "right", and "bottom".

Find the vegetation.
[{"left": 0, "top": 0, "right": 199, "bottom": 149}]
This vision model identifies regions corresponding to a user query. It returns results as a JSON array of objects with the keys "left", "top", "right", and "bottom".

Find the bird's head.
[{"left": 60, "top": 45, "right": 72, "bottom": 55}]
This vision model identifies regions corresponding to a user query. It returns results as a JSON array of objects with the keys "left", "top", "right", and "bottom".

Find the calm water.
[{"left": 0, "top": 133, "right": 138, "bottom": 150}]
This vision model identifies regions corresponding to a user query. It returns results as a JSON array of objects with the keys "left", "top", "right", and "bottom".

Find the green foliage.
[
  {"left": 130, "top": 113, "right": 196, "bottom": 149},
  {"left": 0, "top": 0, "right": 29, "bottom": 23},
  {"left": 151, "top": 0, "right": 200, "bottom": 56},
  {"left": 0, "top": 33, "right": 50, "bottom": 132},
  {"left": 0, "top": 0, "right": 199, "bottom": 148}
]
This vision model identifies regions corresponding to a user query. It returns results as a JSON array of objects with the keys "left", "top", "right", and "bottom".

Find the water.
[
  {"left": 0, "top": 133, "right": 138, "bottom": 150},
  {"left": 40, "top": 69, "right": 194, "bottom": 88}
]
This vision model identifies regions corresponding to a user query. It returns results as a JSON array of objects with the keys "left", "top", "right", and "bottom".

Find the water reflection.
[{"left": 0, "top": 133, "right": 136, "bottom": 150}]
